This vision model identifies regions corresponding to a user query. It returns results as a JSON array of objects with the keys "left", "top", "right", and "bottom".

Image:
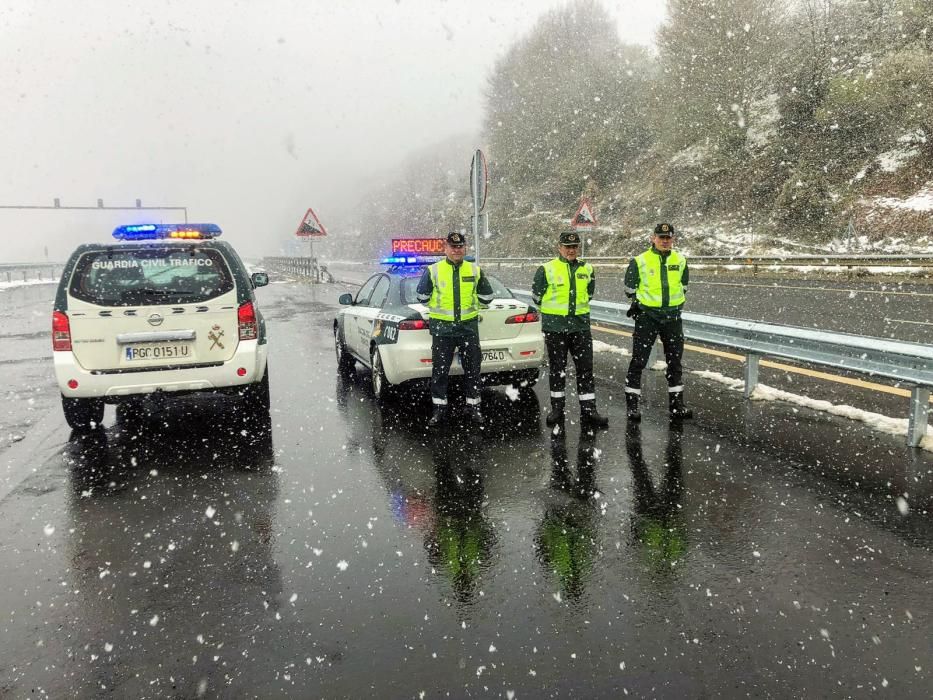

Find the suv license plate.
[
  {"left": 125, "top": 344, "right": 192, "bottom": 361},
  {"left": 481, "top": 349, "right": 506, "bottom": 362}
]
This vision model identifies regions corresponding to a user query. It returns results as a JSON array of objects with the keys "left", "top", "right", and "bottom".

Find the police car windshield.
[
  {"left": 400, "top": 273, "right": 511, "bottom": 305},
  {"left": 69, "top": 247, "right": 235, "bottom": 306}
]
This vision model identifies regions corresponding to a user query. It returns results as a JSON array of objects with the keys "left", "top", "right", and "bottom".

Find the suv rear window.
[{"left": 69, "top": 247, "right": 235, "bottom": 306}]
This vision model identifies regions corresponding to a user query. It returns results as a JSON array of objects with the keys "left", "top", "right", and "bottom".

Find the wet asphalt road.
[{"left": 1, "top": 280, "right": 932, "bottom": 698}]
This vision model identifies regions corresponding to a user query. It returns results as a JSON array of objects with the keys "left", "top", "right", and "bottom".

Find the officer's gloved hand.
[{"left": 626, "top": 301, "right": 642, "bottom": 319}]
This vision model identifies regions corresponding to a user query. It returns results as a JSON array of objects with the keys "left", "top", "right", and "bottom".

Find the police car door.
[{"left": 353, "top": 275, "right": 390, "bottom": 361}]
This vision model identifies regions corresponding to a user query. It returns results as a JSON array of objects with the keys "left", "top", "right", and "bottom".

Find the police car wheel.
[
  {"left": 62, "top": 396, "right": 105, "bottom": 432},
  {"left": 371, "top": 348, "right": 392, "bottom": 402},
  {"left": 335, "top": 328, "right": 354, "bottom": 375}
]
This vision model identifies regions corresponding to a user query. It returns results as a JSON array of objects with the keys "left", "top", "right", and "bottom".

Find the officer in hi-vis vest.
[
  {"left": 416, "top": 231, "right": 495, "bottom": 428},
  {"left": 624, "top": 223, "right": 693, "bottom": 420},
  {"left": 531, "top": 230, "right": 609, "bottom": 431}
]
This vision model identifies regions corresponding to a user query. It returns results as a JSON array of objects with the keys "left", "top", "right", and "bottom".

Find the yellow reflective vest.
[
  {"left": 634, "top": 249, "right": 686, "bottom": 308},
  {"left": 539, "top": 258, "right": 593, "bottom": 316},
  {"left": 428, "top": 260, "right": 480, "bottom": 321}
]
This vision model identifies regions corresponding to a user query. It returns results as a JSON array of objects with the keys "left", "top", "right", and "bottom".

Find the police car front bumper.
[{"left": 54, "top": 340, "right": 268, "bottom": 400}]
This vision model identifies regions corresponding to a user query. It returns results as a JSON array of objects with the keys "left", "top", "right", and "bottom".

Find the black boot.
[
  {"left": 580, "top": 401, "right": 609, "bottom": 430},
  {"left": 625, "top": 392, "right": 641, "bottom": 422},
  {"left": 669, "top": 391, "right": 693, "bottom": 420},
  {"left": 464, "top": 405, "right": 485, "bottom": 426},
  {"left": 427, "top": 405, "right": 448, "bottom": 428},
  {"left": 545, "top": 398, "right": 565, "bottom": 427}
]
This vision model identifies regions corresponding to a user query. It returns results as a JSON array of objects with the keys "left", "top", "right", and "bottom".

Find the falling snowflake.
[{"left": 337, "top": 560, "right": 349, "bottom": 571}]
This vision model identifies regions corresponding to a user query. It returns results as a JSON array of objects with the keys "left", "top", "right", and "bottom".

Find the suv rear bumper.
[{"left": 55, "top": 340, "right": 268, "bottom": 399}]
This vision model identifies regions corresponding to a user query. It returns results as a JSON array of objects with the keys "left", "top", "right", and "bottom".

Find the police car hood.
[{"left": 407, "top": 300, "right": 532, "bottom": 341}]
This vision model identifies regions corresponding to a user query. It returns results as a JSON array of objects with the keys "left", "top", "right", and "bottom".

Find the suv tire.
[
  {"left": 62, "top": 396, "right": 105, "bottom": 431},
  {"left": 243, "top": 366, "right": 271, "bottom": 415}
]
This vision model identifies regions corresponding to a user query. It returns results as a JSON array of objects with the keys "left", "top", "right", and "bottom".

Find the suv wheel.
[
  {"left": 243, "top": 366, "right": 271, "bottom": 415},
  {"left": 371, "top": 348, "right": 392, "bottom": 402},
  {"left": 335, "top": 327, "right": 355, "bottom": 376},
  {"left": 62, "top": 396, "right": 105, "bottom": 431}
]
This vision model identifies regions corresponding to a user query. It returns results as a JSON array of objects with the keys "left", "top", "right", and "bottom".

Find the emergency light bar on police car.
[{"left": 112, "top": 223, "right": 223, "bottom": 240}]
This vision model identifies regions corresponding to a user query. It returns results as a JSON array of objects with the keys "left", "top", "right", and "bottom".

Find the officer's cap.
[
  {"left": 558, "top": 231, "right": 581, "bottom": 246},
  {"left": 446, "top": 231, "right": 466, "bottom": 247},
  {"left": 654, "top": 223, "right": 675, "bottom": 237}
]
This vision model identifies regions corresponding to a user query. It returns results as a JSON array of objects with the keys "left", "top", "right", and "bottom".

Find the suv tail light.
[
  {"left": 398, "top": 319, "right": 429, "bottom": 331},
  {"left": 238, "top": 301, "right": 258, "bottom": 340},
  {"left": 505, "top": 309, "right": 540, "bottom": 324},
  {"left": 52, "top": 311, "right": 72, "bottom": 351}
]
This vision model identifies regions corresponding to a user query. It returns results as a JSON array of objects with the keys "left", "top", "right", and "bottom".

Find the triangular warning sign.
[
  {"left": 295, "top": 207, "right": 328, "bottom": 237},
  {"left": 571, "top": 198, "right": 597, "bottom": 229}
]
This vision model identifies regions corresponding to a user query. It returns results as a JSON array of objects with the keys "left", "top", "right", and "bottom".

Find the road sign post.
[
  {"left": 470, "top": 149, "right": 488, "bottom": 264},
  {"left": 294, "top": 207, "right": 328, "bottom": 283},
  {"left": 570, "top": 198, "right": 597, "bottom": 257}
]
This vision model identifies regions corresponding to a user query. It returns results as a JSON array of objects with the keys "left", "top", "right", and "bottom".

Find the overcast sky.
[{"left": 0, "top": 0, "right": 665, "bottom": 261}]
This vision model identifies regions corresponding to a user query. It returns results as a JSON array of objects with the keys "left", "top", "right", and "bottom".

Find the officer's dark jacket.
[
  {"left": 415, "top": 259, "right": 495, "bottom": 337},
  {"left": 531, "top": 255, "right": 596, "bottom": 333},
  {"left": 624, "top": 247, "right": 690, "bottom": 321}
]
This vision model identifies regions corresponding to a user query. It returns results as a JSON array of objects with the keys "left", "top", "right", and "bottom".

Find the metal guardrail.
[
  {"left": 511, "top": 289, "right": 933, "bottom": 448},
  {"left": 0, "top": 263, "right": 62, "bottom": 284},
  {"left": 484, "top": 254, "right": 933, "bottom": 272},
  {"left": 262, "top": 257, "right": 334, "bottom": 283}
]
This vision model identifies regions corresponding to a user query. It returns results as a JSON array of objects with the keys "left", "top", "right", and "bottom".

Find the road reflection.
[
  {"left": 423, "top": 433, "right": 497, "bottom": 615},
  {"left": 335, "top": 374, "right": 543, "bottom": 618},
  {"left": 535, "top": 430, "right": 602, "bottom": 606},
  {"left": 626, "top": 421, "right": 688, "bottom": 580},
  {"left": 61, "top": 405, "right": 282, "bottom": 696}
]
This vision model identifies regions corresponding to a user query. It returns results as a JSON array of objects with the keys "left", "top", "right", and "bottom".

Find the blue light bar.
[
  {"left": 112, "top": 223, "right": 223, "bottom": 241},
  {"left": 381, "top": 256, "right": 427, "bottom": 265}
]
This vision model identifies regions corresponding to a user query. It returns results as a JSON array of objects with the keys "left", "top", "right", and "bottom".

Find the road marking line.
[
  {"left": 884, "top": 317, "right": 933, "bottom": 327},
  {"left": 591, "top": 323, "right": 933, "bottom": 402},
  {"left": 688, "top": 280, "right": 933, "bottom": 298}
]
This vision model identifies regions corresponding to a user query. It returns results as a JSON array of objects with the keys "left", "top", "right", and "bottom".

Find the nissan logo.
[{"left": 148, "top": 313, "right": 164, "bottom": 327}]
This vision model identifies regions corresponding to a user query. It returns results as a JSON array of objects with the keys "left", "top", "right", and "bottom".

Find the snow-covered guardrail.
[
  {"left": 0, "top": 263, "right": 62, "bottom": 285},
  {"left": 511, "top": 289, "right": 933, "bottom": 448},
  {"left": 262, "top": 257, "right": 335, "bottom": 283}
]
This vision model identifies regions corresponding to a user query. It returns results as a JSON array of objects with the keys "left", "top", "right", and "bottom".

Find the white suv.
[{"left": 52, "top": 223, "right": 270, "bottom": 430}]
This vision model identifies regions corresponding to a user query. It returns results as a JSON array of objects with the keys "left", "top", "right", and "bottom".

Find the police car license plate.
[
  {"left": 125, "top": 343, "right": 192, "bottom": 361},
  {"left": 482, "top": 349, "right": 506, "bottom": 362}
]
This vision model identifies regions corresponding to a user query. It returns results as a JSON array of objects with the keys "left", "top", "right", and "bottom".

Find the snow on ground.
[
  {"left": 592, "top": 339, "right": 629, "bottom": 356},
  {"left": 746, "top": 93, "right": 780, "bottom": 150},
  {"left": 876, "top": 145, "right": 920, "bottom": 173},
  {"left": 873, "top": 184, "right": 933, "bottom": 212},
  {"left": 0, "top": 279, "right": 56, "bottom": 292},
  {"left": 669, "top": 143, "right": 709, "bottom": 167},
  {"left": 693, "top": 369, "right": 933, "bottom": 453}
]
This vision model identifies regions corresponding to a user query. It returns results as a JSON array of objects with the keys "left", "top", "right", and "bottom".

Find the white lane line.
[
  {"left": 688, "top": 280, "right": 933, "bottom": 298},
  {"left": 884, "top": 317, "right": 933, "bottom": 327}
]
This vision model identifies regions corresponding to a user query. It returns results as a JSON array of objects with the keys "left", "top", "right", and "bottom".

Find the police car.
[
  {"left": 333, "top": 238, "right": 545, "bottom": 400},
  {"left": 53, "top": 223, "right": 270, "bottom": 430}
]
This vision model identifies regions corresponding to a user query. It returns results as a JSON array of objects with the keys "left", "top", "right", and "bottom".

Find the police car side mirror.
[
  {"left": 338, "top": 293, "right": 354, "bottom": 306},
  {"left": 251, "top": 272, "right": 269, "bottom": 288}
]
